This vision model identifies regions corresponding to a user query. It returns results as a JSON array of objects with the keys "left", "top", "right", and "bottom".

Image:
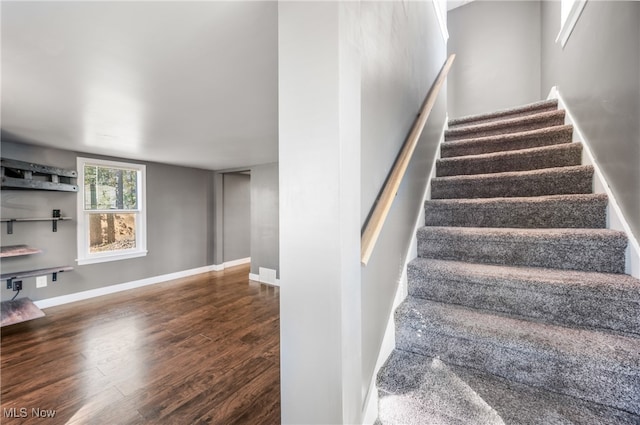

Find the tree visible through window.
[{"left": 77, "top": 158, "right": 147, "bottom": 264}]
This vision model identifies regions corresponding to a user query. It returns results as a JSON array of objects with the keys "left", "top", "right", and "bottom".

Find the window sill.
[{"left": 77, "top": 250, "right": 148, "bottom": 266}]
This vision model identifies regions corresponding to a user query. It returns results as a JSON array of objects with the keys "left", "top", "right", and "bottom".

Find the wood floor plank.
[
  {"left": 0, "top": 265, "right": 280, "bottom": 424},
  {"left": 196, "top": 362, "right": 281, "bottom": 424}
]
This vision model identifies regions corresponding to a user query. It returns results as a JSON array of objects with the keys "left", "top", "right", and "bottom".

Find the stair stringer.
[{"left": 361, "top": 121, "right": 447, "bottom": 425}]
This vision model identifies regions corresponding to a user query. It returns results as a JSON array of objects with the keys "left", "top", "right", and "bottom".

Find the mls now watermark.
[{"left": 4, "top": 407, "right": 57, "bottom": 418}]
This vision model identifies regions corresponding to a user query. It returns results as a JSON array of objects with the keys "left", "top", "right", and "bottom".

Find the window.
[
  {"left": 556, "top": 0, "right": 587, "bottom": 47},
  {"left": 77, "top": 157, "right": 147, "bottom": 265},
  {"left": 432, "top": 0, "right": 449, "bottom": 42}
]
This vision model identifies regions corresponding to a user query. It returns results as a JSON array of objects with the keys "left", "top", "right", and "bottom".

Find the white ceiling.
[{"left": 1, "top": 1, "right": 278, "bottom": 171}]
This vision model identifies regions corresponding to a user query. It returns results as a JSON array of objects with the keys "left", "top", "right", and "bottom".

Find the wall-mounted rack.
[
  {"left": 2, "top": 266, "right": 74, "bottom": 290},
  {"left": 1, "top": 158, "right": 78, "bottom": 192},
  {"left": 1, "top": 216, "right": 72, "bottom": 234}
]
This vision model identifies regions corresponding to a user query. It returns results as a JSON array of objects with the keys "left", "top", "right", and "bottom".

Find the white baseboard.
[
  {"left": 362, "top": 119, "right": 448, "bottom": 424},
  {"left": 217, "top": 257, "right": 251, "bottom": 269},
  {"left": 361, "top": 265, "right": 408, "bottom": 425},
  {"left": 34, "top": 264, "right": 221, "bottom": 309},
  {"left": 548, "top": 87, "right": 640, "bottom": 278}
]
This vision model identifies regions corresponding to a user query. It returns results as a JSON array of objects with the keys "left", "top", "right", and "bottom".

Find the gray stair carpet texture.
[
  {"left": 431, "top": 165, "right": 594, "bottom": 200},
  {"left": 407, "top": 258, "right": 640, "bottom": 334},
  {"left": 444, "top": 110, "right": 566, "bottom": 142},
  {"left": 448, "top": 99, "right": 559, "bottom": 128},
  {"left": 377, "top": 99, "right": 640, "bottom": 424},
  {"left": 378, "top": 350, "right": 640, "bottom": 425},
  {"left": 440, "top": 125, "right": 573, "bottom": 158},
  {"left": 436, "top": 143, "right": 582, "bottom": 177},
  {"left": 424, "top": 194, "right": 608, "bottom": 229}
]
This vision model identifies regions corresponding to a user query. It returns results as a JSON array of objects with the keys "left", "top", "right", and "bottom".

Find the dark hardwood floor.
[{"left": 0, "top": 264, "right": 280, "bottom": 424}]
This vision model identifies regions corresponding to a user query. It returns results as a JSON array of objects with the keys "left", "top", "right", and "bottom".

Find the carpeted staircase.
[{"left": 376, "top": 99, "right": 640, "bottom": 424}]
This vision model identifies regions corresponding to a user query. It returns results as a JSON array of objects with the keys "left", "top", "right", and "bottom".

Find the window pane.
[
  {"left": 84, "top": 165, "right": 138, "bottom": 210},
  {"left": 88, "top": 213, "right": 137, "bottom": 253}
]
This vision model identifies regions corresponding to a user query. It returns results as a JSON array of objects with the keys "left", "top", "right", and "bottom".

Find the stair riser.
[
  {"left": 431, "top": 168, "right": 593, "bottom": 199},
  {"left": 417, "top": 230, "right": 626, "bottom": 273},
  {"left": 424, "top": 197, "right": 607, "bottom": 228},
  {"left": 441, "top": 126, "right": 573, "bottom": 158},
  {"left": 395, "top": 313, "right": 640, "bottom": 415},
  {"left": 448, "top": 100, "right": 558, "bottom": 128},
  {"left": 449, "top": 104, "right": 559, "bottom": 129},
  {"left": 436, "top": 145, "right": 582, "bottom": 177},
  {"left": 445, "top": 114, "right": 565, "bottom": 142},
  {"left": 407, "top": 264, "right": 640, "bottom": 335}
]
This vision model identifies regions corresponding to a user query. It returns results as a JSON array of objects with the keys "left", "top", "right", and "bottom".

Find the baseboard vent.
[{"left": 249, "top": 267, "right": 280, "bottom": 287}]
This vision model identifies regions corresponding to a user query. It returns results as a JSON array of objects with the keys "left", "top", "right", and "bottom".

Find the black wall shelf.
[
  {"left": 1, "top": 216, "right": 72, "bottom": 234},
  {"left": 2, "top": 266, "right": 74, "bottom": 289},
  {"left": 1, "top": 158, "right": 78, "bottom": 192}
]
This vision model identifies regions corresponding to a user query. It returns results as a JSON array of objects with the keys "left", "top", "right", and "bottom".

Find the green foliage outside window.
[{"left": 84, "top": 165, "right": 138, "bottom": 210}]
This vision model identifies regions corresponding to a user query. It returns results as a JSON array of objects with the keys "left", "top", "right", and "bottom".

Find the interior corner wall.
[
  {"left": 447, "top": 0, "right": 541, "bottom": 118},
  {"left": 0, "top": 140, "right": 213, "bottom": 303},
  {"left": 540, "top": 0, "right": 640, "bottom": 238},
  {"left": 360, "top": 0, "right": 446, "bottom": 402},
  {"left": 249, "top": 162, "right": 279, "bottom": 278},
  {"left": 222, "top": 172, "right": 251, "bottom": 262}
]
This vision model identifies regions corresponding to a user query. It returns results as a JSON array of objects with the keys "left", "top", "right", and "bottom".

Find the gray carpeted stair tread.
[
  {"left": 440, "top": 125, "right": 573, "bottom": 158},
  {"left": 417, "top": 226, "right": 627, "bottom": 273},
  {"left": 407, "top": 257, "right": 640, "bottom": 334},
  {"left": 431, "top": 165, "right": 593, "bottom": 200},
  {"left": 436, "top": 143, "right": 582, "bottom": 177},
  {"left": 377, "top": 349, "right": 505, "bottom": 425},
  {"left": 377, "top": 349, "right": 640, "bottom": 425},
  {"left": 424, "top": 194, "right": 607, "bottom": 228},
  {"left": 448, "top": 99, "right": 559, "bottom": 129},
  {"left": 445, "top": 110, "right": 565, "bottom": 142},
  {"left": 449, "top": 361, "right": 640, "bottom": 425},
  {"left": 394, "top": 298, "right": 640, "bottom": 414}
]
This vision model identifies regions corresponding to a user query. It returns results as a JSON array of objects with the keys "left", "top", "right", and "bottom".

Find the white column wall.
[{"left": 278, "top": 2, "right": 362, "bottom": 424}]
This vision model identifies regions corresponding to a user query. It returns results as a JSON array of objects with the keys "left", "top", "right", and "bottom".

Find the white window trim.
[
  {"left": 76, "top": 157, "right": 147, "bottom": 265},
  {"left": 432, "top": 0, "right": 449, "bottom": 42},
  {"left": 556, "top": 0, "right": 587, "bottom": 48}
]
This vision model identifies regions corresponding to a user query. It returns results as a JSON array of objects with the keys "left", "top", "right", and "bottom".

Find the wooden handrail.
[{"left": 361, "top": 54, "right": 455, "bottom": 265}]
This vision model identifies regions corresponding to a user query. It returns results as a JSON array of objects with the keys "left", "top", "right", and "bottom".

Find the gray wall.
[
  {"left": 447, "top": 1, "right": 541, "bottom": 118},
  {"left": 222, "top": 172, "right": 250, "bottom": 262},
  {"left": 1, "top": 140, "right": 212, "bottom": 302},
  {"left": 360, "top": 0, "right": 447, "bottom": 401},
  {"left": 250, "top": 163, "right": 279, "bottom": 277},
  {"left": 541, "top": 0, "right": 640, "bottom": 238}
]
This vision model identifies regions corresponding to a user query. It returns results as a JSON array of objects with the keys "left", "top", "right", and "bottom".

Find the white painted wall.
[{"left": 278, "top": 2, "right": 362, "bottom": 423}]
